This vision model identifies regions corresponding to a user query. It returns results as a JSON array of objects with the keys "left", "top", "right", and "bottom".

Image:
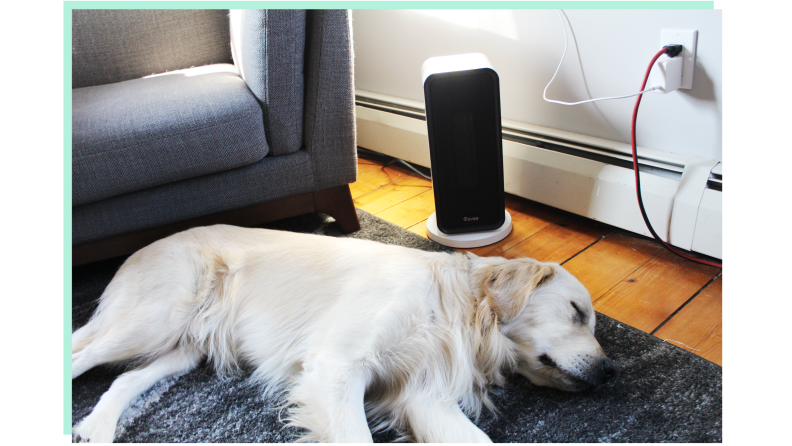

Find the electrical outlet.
[{"left": 660, "top": 29, "right": 698, "bottom": 89}]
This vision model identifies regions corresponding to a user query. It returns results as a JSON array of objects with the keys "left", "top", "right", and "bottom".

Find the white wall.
[{"left": 352, "top": 9, "right": 722, "bottom": 162}]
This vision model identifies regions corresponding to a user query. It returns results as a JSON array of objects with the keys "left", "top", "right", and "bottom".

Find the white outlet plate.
[{"left": 660, "top": 29, "right": 698, "bottom": 89}]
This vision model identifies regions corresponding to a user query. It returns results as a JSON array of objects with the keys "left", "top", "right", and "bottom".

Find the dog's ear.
[{"left": 482, "top": 259, "right": 556, "bottom": 323}]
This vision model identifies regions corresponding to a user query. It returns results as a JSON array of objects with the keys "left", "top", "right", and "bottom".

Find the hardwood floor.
[{"left": 351, "top": 154, "right": 723, "bottom": 366}]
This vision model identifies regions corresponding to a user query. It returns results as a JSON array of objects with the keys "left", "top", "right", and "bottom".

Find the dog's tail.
[
  {"left": 71, "top": 276, "right": 124, "bottom": 357},
  {"left": 71, "top": 322, "right": 96, "bottom": 355}
]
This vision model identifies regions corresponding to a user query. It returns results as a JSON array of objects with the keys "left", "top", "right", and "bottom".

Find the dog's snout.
[
  {"left": 565, "top": 357, "right": 616, "bottom": 390},
  {"left": 600, "top": 358, "right": 616, "bottom": 383}
]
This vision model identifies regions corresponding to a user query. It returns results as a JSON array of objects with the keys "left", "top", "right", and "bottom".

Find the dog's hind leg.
[{"left": 72, "top": 348, "right": 201, "bottom": 443}]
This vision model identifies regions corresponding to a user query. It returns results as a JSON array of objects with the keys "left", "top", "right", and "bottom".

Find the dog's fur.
[{"left": 72, "top": 225, "right": 613, "bottom": 443}]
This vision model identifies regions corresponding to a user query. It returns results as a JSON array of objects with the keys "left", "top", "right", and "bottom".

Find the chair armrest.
[
  {"left": 303, "top": 10, "right": 358, "bottom": 190},
  {"left": 230, "top": 9, "right": 357, "bottom": 189},
  {"left": 230, "top": 10, "right": 306, "bottom": 156}
]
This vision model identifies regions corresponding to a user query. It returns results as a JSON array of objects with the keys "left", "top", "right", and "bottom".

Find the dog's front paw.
[{"left": 72, "top": 416, "right": 116, "bottom": 443}]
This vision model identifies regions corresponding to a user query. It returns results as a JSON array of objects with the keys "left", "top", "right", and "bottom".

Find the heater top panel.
[{"left": 421, "top": 53, "right": 494, "bottom": 84}]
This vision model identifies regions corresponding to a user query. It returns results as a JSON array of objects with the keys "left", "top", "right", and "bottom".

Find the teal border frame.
[
  {"left": 63, "top": 0, "right": 716, "bottom": 436},
  {"left": 64, "top": 4, "right": 72, "bottom": 437},
  {"left": 66, "top": 1, "right": 715, "bottom": 10}
]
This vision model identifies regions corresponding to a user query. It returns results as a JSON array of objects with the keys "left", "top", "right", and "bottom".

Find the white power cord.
[{"left": 543, "top": 10, "right": 660, "bottom": 106}]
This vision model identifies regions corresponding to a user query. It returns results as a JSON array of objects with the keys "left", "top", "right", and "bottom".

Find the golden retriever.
[{"left": 71, "top": 225, "right": 614, "bottom": 442}]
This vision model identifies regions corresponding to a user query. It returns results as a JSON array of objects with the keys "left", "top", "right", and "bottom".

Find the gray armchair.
[{"left": 71, "top": 9, "right": 359, "bottom": 265}]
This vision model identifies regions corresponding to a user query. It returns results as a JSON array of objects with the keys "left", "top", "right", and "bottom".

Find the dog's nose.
[{"left": 600, "top": 358, "right": 616, "bottom": 382}]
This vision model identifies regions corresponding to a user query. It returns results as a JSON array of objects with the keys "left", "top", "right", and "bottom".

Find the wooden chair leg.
[{"left": 314, "top": 184, "right": 361, "bottom": 233}]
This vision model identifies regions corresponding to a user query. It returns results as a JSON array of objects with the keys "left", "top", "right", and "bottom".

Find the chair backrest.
[{"left": 72, "top": 9, "right": 233, "bottom": 89}]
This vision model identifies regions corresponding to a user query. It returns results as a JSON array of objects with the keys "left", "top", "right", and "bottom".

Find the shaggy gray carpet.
[{"left": 72, "top": 210, "right": 722, "bottom": 442}]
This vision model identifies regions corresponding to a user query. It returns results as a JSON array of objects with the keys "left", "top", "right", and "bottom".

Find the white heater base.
[{"left": 426, "top": 211, "right": 512, "bottom": 249}]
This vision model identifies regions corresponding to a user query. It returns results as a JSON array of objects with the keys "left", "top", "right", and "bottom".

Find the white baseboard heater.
[{"left": 355, "top": 90, "right": 722, "bottom": 260}]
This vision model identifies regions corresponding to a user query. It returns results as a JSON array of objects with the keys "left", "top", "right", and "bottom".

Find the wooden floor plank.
[
  {"left": 654, "top": 275, "right": 722, "bottom": 365},
  {"left": 375, "top": 190, "right": 436, "bottom": 229},
  {"left": 354, "top": 175, "right": 432, "bottom": 215},
  {"left": 464, "top": 196, "right": 562, "bottom": 258},
  {"left": 563, "top": 233, "right": 664, "bottom": 301},
  {"left": 407, "top": 220, "right": 429, "bottom": 238},
  {"left": 501, "top": 216, "right": 607, "bottom": 263},
  {"left": 357, "top": 156, "right": 383, "bottom": 176},
  {"left": 593, "top": 250, "right": 720, "bottom": 333},
  {"left": 349, "top": 165, "right": 412, "bottom": 199}
]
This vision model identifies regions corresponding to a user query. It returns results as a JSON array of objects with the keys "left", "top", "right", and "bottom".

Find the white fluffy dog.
[{"left": 72, "top": 225, "right": 614, "bottom": 443}]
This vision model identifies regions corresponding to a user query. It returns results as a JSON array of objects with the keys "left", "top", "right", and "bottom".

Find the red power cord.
[{"left": 631, "top": 48, "right": 723, "bottom": 269}]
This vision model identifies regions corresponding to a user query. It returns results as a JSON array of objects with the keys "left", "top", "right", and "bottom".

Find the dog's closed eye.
[
  {"left": 570, "top": 301, "right": 587, "bottom": 325},
  {"left": 539, "top": 354, "right": 557, "bottom": 368}
]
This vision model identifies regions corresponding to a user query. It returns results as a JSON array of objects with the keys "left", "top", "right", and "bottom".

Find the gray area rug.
[{"left": 72, "top": 210, "right": 722, "bottom": 442}]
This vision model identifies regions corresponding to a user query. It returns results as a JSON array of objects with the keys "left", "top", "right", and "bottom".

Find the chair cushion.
[{"left": 72, "top": 64, "right": 269, "bottom": 207}]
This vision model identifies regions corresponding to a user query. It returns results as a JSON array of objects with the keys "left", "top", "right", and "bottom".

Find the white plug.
[{"left": 650, "top": 53, "right": 683, "bottom": 94}]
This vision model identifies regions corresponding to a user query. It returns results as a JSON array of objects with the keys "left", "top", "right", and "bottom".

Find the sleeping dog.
[{"left": 72, "top": 225, "right": 614, "bottom": 442}]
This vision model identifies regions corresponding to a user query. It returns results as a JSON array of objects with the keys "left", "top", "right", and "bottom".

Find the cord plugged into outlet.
[
  {"left": 664, "top": 44, "right": 684, "bottom": 58},
  {"left": 660, "top": 29, "right": 698, "bottom": 89}
]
